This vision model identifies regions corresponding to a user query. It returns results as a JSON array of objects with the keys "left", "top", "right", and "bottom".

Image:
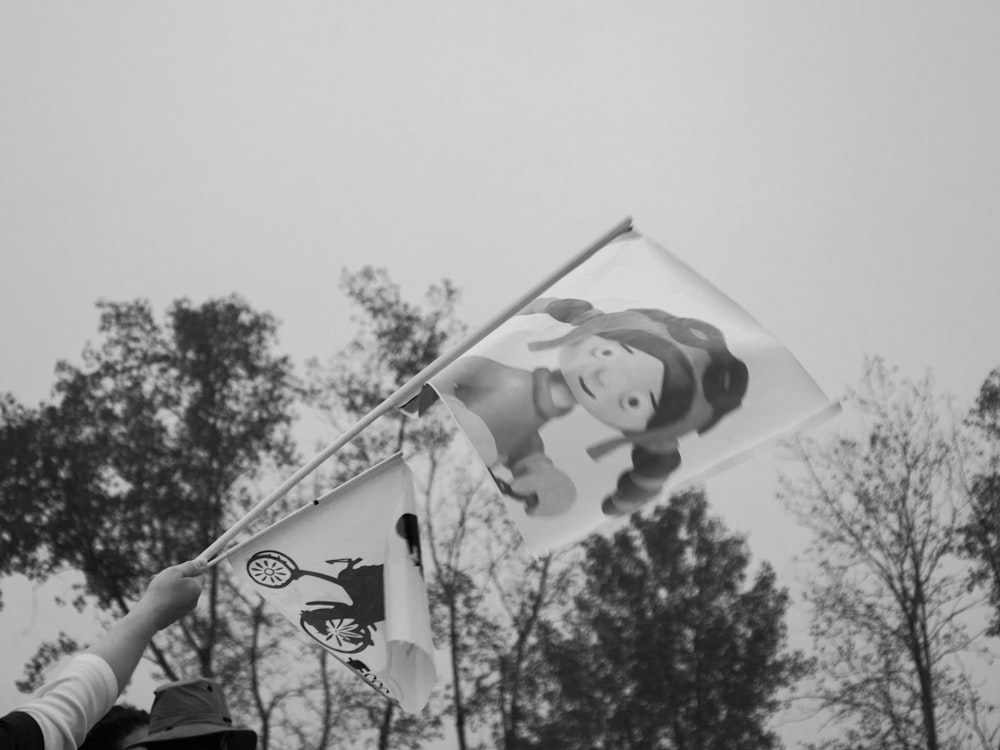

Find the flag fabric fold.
[
  {"left": 421, "top": 228, "right": 839, "bottom": 552},
  {"left": 227, "top": 453, "right": 435, "bottom": 713}
]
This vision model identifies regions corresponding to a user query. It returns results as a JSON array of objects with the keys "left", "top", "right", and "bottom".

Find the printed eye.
[
  {"left": 621, "top": 392, "right": 647, "bottom": 412},
  {"left": 593, "top": 346, "right": 617, "bottom": 359}
]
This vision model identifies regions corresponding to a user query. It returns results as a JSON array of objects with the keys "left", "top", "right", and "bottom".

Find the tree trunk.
[{"left": 377, "top": 702, "right": 394, "bottom": 750}]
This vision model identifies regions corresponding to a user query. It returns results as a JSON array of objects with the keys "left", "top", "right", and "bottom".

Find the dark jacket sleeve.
[{"left": 0, "top": 711, "right": 45, "bottom": 750}]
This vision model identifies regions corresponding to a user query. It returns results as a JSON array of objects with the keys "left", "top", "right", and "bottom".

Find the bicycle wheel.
[
  {"left": 303, "top": 610, "right": 373, "bottom": 654},
  {"left": 246, "top": 550, "right": 298, "bottom": 588}
]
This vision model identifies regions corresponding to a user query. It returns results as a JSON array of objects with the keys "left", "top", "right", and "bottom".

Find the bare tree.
[
  {"left": 304, "top": 267, "right": 582, "bottom": 750},
  {"left": 780, "top": 357, "right": 997, "bottom": 750},
  {"left": 490, "top": 547, "right": 576, "bottom": 750}
]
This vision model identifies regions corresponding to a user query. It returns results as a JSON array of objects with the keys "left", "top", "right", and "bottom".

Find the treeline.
[{"left": 1, "top": 272, "right": 998, "bottom": 750}]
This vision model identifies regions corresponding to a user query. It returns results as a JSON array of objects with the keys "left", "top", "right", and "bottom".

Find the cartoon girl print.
[{"left": 433, "top": 297, "right": 749, "bottom": 518}]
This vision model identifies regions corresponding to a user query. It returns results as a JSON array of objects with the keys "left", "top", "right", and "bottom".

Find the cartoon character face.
[{"left": 557, "top": 334, "right": 666, "bottom": 432}]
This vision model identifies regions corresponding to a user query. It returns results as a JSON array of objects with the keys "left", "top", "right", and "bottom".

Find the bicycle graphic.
[{"left": 247, "top": 550, "right": 385, "bottom": 655}]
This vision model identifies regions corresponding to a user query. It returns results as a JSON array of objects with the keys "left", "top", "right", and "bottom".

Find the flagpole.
[{"left": 199, "top": 217, "right": 634, "bottom": 564}]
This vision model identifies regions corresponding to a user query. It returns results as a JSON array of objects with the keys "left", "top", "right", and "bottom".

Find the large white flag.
[
  {"left": 227, "top": 454, "right": 436, "bottom": 713},
  {"left": 418, "top": 229, "right": 838, "bottom": 552}
]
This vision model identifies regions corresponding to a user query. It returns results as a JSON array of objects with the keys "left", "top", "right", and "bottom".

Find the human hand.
[{"left": 136, "top": 559, "right": 207, "bottom": 630}]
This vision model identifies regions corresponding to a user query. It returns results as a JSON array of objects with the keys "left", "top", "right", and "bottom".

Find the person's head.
[
  {"left": 80, "top": 703, "right": 150, "bottom": 750},
  {"left": 124, "top": 678, "right": 256, "bottom": 750}
]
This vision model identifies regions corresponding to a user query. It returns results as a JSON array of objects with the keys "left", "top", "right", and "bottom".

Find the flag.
[
  {"left": 418, "top": 228, "right": 839, "bottom": 552},
  {"left": 226, "top": 453, "right": 436, "bottom": 713}
]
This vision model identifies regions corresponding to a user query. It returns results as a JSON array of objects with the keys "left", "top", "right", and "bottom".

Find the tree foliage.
[
  {"left": 961, "top": 368, "right": 1000, "bottom": 637},
  {"left": 520, "top": 489, "right": 807, "bottom": 750},
  {"left": 0, "top": 295, "right": 298, "bottom": 679},
  {"left": 780, "top": 357, "right": 997, "bottom": 750},
  {"left": 0, "top": 296, "right": 359, "bottom": 750}
]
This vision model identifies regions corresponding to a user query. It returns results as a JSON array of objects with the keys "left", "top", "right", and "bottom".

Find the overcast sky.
[{"left": 2, "top": 1, "right": 999, "bottom": 745}]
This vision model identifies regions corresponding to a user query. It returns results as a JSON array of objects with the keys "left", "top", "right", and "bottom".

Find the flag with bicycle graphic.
[{"left": 227, "top": 454, "right": 436, "bottom": 714}]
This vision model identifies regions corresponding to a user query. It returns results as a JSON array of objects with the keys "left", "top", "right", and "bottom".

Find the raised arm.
[
  {"left": 87, "top": 559, "right": 206, "bottom": 689},
  {"left": 3, "top": 559, "right": 205, "bottom": 750}
]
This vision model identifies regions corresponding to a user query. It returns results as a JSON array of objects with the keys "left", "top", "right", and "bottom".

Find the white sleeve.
[{"left": 17, "top": 654, "right": 119, "bottom": 750}]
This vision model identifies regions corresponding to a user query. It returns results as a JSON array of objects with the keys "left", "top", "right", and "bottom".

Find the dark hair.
[
  {"left": 638, "top": 312, "right": 748, "bottom": 433},
  {"left": 80, "top": 703, "right": 150, "bottom": 750}
]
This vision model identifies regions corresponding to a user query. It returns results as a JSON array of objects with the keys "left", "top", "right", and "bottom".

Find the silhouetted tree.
[
  {"left": 0, "top": 296, "right": 346, "bottom": 750},
  {"left": 961, "top": 367, "right": 1000, "bottom": 637},
  {"left": 781, "top": 357, "right": 997, "bottom": 750},
  {"left": 0, "top": 295, "right": 297, "bottom": 671},
  {"left": 488, "top": 546, "right": 576, "bottom": 750},
  {"left": 522, "top": 489, "right": 807, "bottom": 750}
]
